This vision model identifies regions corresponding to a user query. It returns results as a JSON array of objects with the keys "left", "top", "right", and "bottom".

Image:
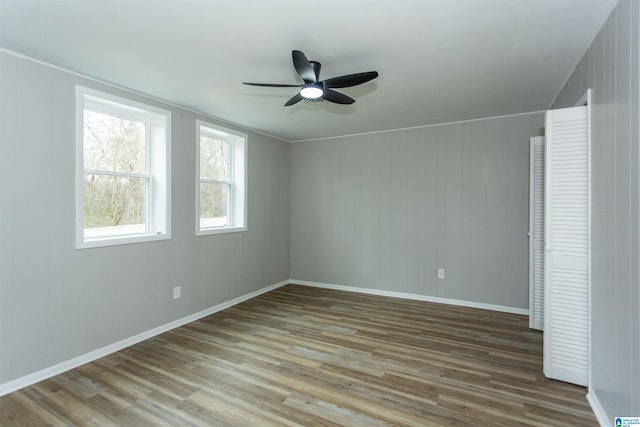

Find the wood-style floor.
[{"left": 0, "top": 284, "right": 597, "bottom": 426}]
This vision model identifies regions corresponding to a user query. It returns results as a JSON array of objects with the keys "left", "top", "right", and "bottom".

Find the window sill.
[
  {"left": 77, "top": 232, "right": 171, "bottom": 249},
  {"left": 196, "top": 225, "right": 247, "bottom": 236}
]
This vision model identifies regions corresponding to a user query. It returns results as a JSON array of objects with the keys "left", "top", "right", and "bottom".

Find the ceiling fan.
[{"left": 243, "top": 50, "right": 378, "bottom": 106}]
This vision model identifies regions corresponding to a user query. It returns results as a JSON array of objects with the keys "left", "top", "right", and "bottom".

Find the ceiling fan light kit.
[
  {"left": 243, "top": 50, "right": 378, "bottom": 106},
  {"left": 300, "top": 84, "right": 323, "bottom": 99}
]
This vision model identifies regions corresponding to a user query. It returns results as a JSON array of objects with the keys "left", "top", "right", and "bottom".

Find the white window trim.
[
  {"left": 75, "top": 86, "right": 172, "bottom": 249},
  {"left": 196, "top": 120, "right": 247, "bottom": 236}
]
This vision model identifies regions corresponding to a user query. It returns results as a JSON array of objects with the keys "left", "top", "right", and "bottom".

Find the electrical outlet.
[
  {"left": 437, "top": 268, "right": 445, "bottom": 279},
  {"left": 173, "top": 286, "right": 181, "bottom": 299}
]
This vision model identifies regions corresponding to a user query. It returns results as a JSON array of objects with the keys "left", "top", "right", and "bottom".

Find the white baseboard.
[
  {"left": 0, "top": 280, "right": 289, "bottom": 397},
  {"left": 587, "top": 390, "right": 609, "bottom": 427},
  {"left": 290, "top": 279, "right": 529, "bottom": 315}
]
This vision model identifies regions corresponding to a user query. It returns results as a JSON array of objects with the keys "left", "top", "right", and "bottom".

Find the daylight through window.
[
  {"left": 76, "top": 87, "right": 171, "bottom": 248},
  {"left": 197, "top": 121, "right": 246, "bottom": 235}
]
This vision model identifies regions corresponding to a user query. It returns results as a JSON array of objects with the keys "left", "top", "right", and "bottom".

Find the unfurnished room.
[{"left": 0, "top": 0, "right": 638, "bottom": 425}]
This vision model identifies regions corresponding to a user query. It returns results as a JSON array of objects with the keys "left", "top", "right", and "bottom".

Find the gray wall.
[
  {"left": 290, "top": 113, "right": 543, "bottom": 310},
  {"left": 552, "top": 0, "right": 639, "bottom": 418},
  {"left": 0, "top": 52, "right": 290, "bottom": 385}
]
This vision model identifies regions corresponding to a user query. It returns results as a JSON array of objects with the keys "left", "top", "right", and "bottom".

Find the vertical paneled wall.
[
  {"left": 290, "top": 113, "right": 543, "bottom": 310},
  {"left": 0, "top": 52, "right": 290, "bottom": 385},
  {"left": 552, "top": 0, "right": 640, "bottom": 419}
]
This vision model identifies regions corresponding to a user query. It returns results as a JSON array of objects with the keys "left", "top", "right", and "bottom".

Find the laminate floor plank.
[{"left": 0, "top": 284, "right": 597, "bottom": 426}]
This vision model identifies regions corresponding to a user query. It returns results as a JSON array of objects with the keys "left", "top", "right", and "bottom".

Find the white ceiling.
[{"left": 0, "top": 0, "right": 617, "bottom": 142}]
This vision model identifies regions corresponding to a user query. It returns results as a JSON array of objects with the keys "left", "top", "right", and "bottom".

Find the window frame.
[
  {"left": 75, "top": 86, "right": 171, "bottom": 249},
  {"left": 196, "top": 120, "right": 247, "bottom": 236}
]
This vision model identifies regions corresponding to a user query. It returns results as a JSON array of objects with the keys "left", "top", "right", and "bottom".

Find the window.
[
  {"left": 76, "top": 87, "right": 171, "bottom": 248},
  {"left": 196, "top": 121, "right": 246, "bottom": 235}
]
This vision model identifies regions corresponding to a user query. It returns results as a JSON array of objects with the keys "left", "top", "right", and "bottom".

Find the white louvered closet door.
[
  {"left": 543, "top": 105, "right": 589, "bottom": 387},
  {"left": 529, "top": 136, "right": 545, "bottom": 331}
]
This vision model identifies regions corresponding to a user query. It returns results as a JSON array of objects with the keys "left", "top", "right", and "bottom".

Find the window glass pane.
[
  {"left": 200, "top": 136, "right": 229, "bottom": 181},
  {"left": 84, "top": 110, "right": 146, "bottom": 173},
  {"left": 200, "top": 182, "right": 229, "bottom": 228},
  {"left": 84, "top": 173, "right": 146, "bottom": 237}
]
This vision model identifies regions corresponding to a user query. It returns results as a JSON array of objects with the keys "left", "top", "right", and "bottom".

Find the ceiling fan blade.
[
  {"left": 292, "top": 50, "right": 317, "bottom": 84},
  {"left": 322, "top": 89, "right": 355, "bottom": 105},
  {"left": 322, "top": 71, "right": 379, "bottom": 89},
  {"left": 309, "top": 61, "right": 321, "bottom": 81},
  {"left": 243, "top": 82, "right": 301, "bottom": 87},
  {"left": 284, "top": 93, "right": 304, "bottom": 106}
]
